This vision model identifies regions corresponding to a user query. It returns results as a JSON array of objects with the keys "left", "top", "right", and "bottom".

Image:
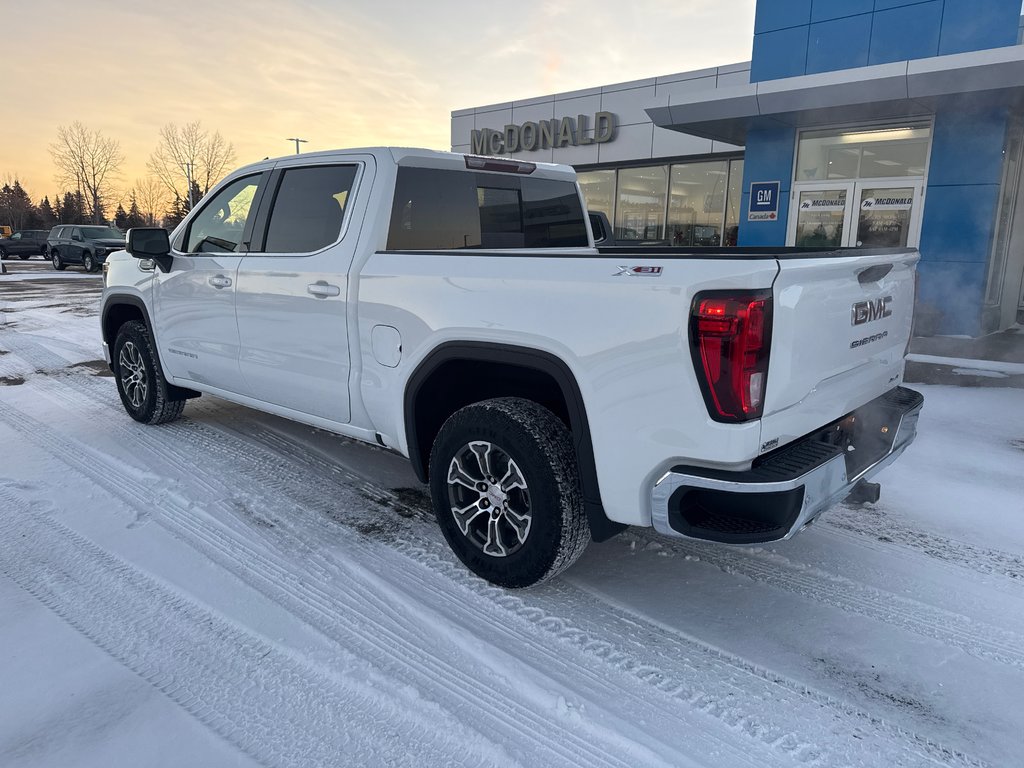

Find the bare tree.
[
  {"left": 49, "top": 122, "right": 124, "bottom": 224},
  {"left": 133, "top": 176, "right": 170, "bottom": 226},
  {"left": 147, "top": 122, "right": 236, "bottom": 209}
]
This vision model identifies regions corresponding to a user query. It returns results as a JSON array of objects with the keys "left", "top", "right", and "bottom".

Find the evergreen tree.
[
  {"left": 38, "top": 197, "right": 58, "bottom": 229},
  {"left": 183, "top": 180, "right": 203, "bottom": 214},
  {"left": 163, "top": 193, "right": 187, "bottom": 229},
  {"left": 61, "top": 191, "right": 84, "bottom": 223},
  {"left": 114, "top": 203, "right": 128, "bottom": 230},
  {"left": 0, "top": 181, "right": 36, "bottom": 230},
  {"left": 127, "top": 194, "right": 144, "bottom": 229}
]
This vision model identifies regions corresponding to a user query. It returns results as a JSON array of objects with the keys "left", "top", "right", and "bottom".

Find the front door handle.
[
  {"left": 307, "top": 281, "right": 341, "bottom": 298},
  {"left": 208, "top": 275, "right": 233, "bottom": 289}
]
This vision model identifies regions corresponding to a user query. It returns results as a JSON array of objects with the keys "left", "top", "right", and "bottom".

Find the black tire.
[
  {"left": 0, "top": 247, "right": 6, "bottom": 260},
  {"left": 112, "top": 320, "right": 186, "bottom": 425},
  {"left": 428, "top": 397, "right": 590, "bottom": 588},
  {"left": 82, "top": 252, "right": 95, "bottom": 272},
  {"left": 51, "top": 250, "right": 66, "bottom": 271}
]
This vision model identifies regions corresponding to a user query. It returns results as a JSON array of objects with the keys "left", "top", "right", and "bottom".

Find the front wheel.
[
  {"left": 0, "top": 247, "right": 7, "bottom": 260},
  {"left": 429, "top": 397, "right": 590, "bottom": 588},
  {"left": 113, "top": 320, "right": 185, "bottom": 425},
  {"left": 51, "top": 250, "right": 66, "bottom": 271},
  {"left": 82, "top": 252, "right": 95, "bottom": 272}
]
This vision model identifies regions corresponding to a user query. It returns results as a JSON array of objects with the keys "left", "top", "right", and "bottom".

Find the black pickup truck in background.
[{"left": 0, "top": 230, "right": 50, "bottom": 260}]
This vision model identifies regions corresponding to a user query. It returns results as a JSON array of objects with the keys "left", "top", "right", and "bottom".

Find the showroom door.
[
  {"left": 788, "top": 181, "right": 924, "bottom": 248},
  {"left": 850, "top": 181, "right": 924, "bottom": 248},
  {"left": 788, "top": 183, "right": 855, "bottom": 248}
]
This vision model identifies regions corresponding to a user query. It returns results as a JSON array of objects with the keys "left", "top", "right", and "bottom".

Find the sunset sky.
[{"left": 2, "top": 0, "right": 755, "bottom": 205}]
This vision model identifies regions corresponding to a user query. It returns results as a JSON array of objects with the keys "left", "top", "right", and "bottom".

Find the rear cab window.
[{"left": 386, "top": 166, "right": 588, "bottom": 250}]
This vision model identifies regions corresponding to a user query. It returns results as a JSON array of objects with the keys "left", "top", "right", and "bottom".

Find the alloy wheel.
[
  {"left": 118, "top": 341, "right": 149, "bottom": 410},
  {"left": 446, "top": 440, "right": 532, "bottom": 557}
]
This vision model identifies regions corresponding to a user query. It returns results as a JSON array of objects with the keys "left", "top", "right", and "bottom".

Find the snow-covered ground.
[{"left": 1, "top": 260, "right": 1023, "bottom": 768}]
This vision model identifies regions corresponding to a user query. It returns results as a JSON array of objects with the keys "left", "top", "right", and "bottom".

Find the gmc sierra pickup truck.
[{"left": 100, "top": 148, "right": 923, "bottom": 588}]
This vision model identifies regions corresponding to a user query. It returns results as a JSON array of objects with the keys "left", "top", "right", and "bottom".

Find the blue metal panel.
[
  {"left": 751, "top": 26, "right": 810, "bottom": 82},
  {"left": 939, "top": 0, "right": 1020, "bottom": 55},
  {"left": 873, "top": 0, "right": 926, "bottom": 9},
  {"left": 918, "top": 185, "right": 1001, "bottom": 263},
  {"left": 807, "top": 14, "right": 873, "bottom": 74},
  {"left": 928, "top": 108, "right": 1008, "bottom": 187},
  {"left": 811, "top": 0, "right": 873, "bottom": 23},
  {"left": 915, "top": 260, "right": 986, "bottom": 335},
  {"left": 754, "top": 0, "right": 812, "bottom": 33},
  {"left": 868, "top": 1, "right": 942, "bottom": 65},
  {"left": 737, "top": 123, "right": 797, "bottom": 246}
]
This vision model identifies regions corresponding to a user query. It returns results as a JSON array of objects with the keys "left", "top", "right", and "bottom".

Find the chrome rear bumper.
[{"left": 651, "top": 387, "right": 924, "bottom": 544}]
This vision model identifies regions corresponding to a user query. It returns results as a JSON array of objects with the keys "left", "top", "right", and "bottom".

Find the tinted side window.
[
  {"left": 185, "top": 175, "right": 260, "bottom": 254},
  {"left": 521, "top": 177, "right": 588, "bottom": 248},
  {"left": 387, "top": 167, "right": 481, "bottom": 250},
  {"left": 262, "top": 165, "right": 358, "bottom": 253},
  {"left": 386, "top": 167, "right": 588, "bottom": 250}
]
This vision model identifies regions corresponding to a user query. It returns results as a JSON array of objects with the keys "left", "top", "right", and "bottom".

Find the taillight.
[{"left": 690, "top": 290, "right": 773, "bottom": 423}]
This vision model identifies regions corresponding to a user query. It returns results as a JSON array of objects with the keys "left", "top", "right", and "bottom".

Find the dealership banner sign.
[
  {"left": 471, "top": 112, "right": 617, "bottom": 154},
  {"left": 861, "top": 195, "right": 913, "bottom": 211}
]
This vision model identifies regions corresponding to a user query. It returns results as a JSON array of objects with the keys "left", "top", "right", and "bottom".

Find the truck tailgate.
[{"left": 759, "top": 249, "right": 919, "bottom": 453}]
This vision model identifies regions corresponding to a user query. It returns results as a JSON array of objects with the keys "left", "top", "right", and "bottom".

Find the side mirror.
[
  {"left": 127, "top": 227, "right": 173, "bottom": 273},
  {"left": 588, "top": 211, "right": 611, "bottom": 246}
]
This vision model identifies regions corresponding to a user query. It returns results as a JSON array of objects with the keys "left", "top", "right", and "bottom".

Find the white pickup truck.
[{"left": 100, "top": 148, "right": 923, "bottom": 587}]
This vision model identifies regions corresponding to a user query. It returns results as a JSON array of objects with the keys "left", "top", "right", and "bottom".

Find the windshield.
[{"left": 81, "top": 227, "right": 123, "bottom": 240}]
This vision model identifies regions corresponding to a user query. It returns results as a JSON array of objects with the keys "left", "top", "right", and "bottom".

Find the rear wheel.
[
  {"left": 428, "top": 397, "right": 590, "bottom": 588},
  {"left": 113, "top": 320, "right": 185, "bottom": 425},
  {"left": 51, "top": 250, "right": 66, "bottom": 271}
]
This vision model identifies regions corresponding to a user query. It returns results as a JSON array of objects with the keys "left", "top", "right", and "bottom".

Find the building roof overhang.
[{"left": 646, "top": 45, "right": 1024, "bottom": 145}]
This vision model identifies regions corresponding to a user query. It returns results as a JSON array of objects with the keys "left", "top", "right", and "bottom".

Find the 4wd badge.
[{"left": 614, "top": 266, "right": 663, "bottom": 277}]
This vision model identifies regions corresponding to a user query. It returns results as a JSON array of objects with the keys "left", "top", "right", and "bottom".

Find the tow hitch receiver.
[{"left": 847, "top": 480, "right": 881, "bottom": 505}]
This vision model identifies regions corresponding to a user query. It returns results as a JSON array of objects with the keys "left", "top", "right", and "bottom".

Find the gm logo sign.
[
  {"left": 852, "top": 297, "right": 893, "bottom": 326},
  {"left": 748, "top": 181, "right": 780, "bottom": 222}
]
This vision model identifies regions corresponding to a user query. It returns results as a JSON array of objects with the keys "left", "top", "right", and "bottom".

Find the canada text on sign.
[{"left": 471, "top": 113, "right": 617, "bottom": 154}]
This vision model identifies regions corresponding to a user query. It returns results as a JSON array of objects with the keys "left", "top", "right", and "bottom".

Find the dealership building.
[{"left": 452, "top": 0, "right": 1024, "bottom": 337}]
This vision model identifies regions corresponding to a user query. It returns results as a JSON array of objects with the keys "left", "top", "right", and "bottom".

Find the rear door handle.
[
  {"left": 307, "top": 281, "right": 341, "bottom": 298},
  {"left": 208, "top": 275, "right": 233, "bottom": 289}
]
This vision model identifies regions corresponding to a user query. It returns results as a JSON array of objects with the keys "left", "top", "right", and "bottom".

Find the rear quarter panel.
[{"left": 356, "top": 252, "right": 779, "bottom": 526}]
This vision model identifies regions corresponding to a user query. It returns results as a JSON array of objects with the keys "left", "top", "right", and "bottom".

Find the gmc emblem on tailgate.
[{"left": 852, "top": 296, "right": 893, "bottom": 326}]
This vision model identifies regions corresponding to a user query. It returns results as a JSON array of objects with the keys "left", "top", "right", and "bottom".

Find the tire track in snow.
[
  {"left": 3, "top": 341, "right": 844, "bottom": 766},
  {"left": 3, "top": 333, "right": 997, "bottom": 767},
  {"left": 0, "top": 384, "right": 673, "bottom": 768},
  {"left": 0, "top": 486, "right": 501, "bottom": 768},
  {"left": 626, "top": 522, "right": 1024, "bottom": 674},
  {"left": 821, "top": 505, "right": 1024, "bottom": 583},
  {"left": 182, "top": 413, "right": 991, "bottom": 768}
]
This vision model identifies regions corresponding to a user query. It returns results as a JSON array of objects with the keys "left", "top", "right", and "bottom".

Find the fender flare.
[
  {"left": 101, "top": 294, "right": 200, "bottom": 401},
  {"left": 404, "top": 341, "right": 626, "bottom": 542}
]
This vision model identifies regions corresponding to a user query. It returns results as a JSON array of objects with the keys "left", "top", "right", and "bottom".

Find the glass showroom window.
[
  {"left": 616, "top": 166, "right": 668, "bottom": 242},
  {"left": 667, "top": 161, "right": 728, "bottom": 246},
  {"left": 724, "top": 159, "right": 744, "bottom": 246},
  {"left": 578, "top": 170, "right": 616, "bottom": 222},
  {"left": 795, "top": 124, "right": 932, "bottom": 182}
]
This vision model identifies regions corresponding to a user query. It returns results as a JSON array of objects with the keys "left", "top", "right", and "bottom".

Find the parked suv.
[
  {"left": 47, "top": 225, "right": 126, "bottom": 272},
  {"left": 0, "top": 229, "right": 50, "bottom": 260}
]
